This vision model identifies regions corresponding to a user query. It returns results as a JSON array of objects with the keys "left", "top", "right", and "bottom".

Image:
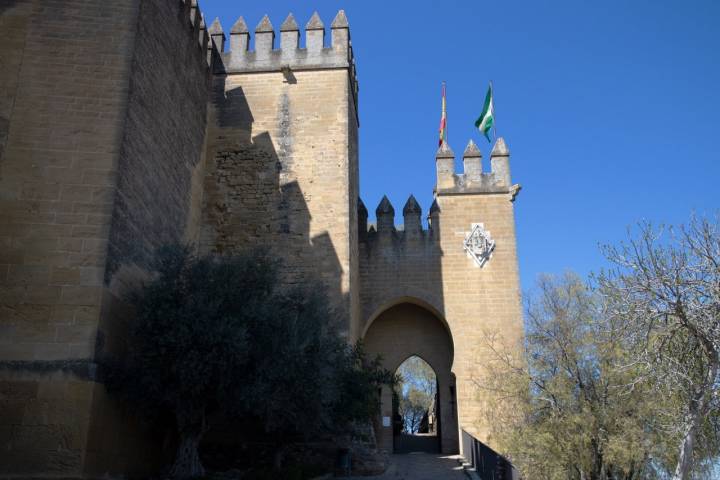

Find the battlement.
[
  {"left": 358, "top": 195, "right": 441, "bottom": 247},
  {"left": 180, "top": 0, "right": 213, "bottom": 69},
  {"left": 435, "top": 138, "right": 520, "bottom": 198},
  {"left": 205, "top": 11, "right": 358, "bottom": 97}
]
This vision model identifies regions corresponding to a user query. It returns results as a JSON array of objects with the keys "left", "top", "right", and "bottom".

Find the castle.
[{"left": 0, "top": 1, "right": 523, "bottom": 476}]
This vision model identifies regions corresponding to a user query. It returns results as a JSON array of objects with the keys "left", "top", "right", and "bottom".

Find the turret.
[
  {"left": 376, "top": 196, "right": 395, "bottom": 234},
  {"left": 305, "top": 12, "right": 324, "bottom": 53},
  {"left": 255, "top": 15, "right": 274, "bottom": 60},
  {"left": 331, "top": 10, "right": 350, "bottom": 56},
  {"left": 463, "top": 139, "right": 482, "bottom": 184},
  {"left": 436, "top": 142, "right": 455, "bottom": 190},
  {"left": 435, "top": 138, "right": 515, "bottom": 195},
  {"left": 230, "top": 16, "right": 249, "bottom": 53},
  {"left": 358, "top": 198, "right": 368, "bottom": 241},
  {"left": 216, "top": 13, "right": 358, "bottom": 110},
  {"left": 208, "top": 17, "right": 225, "bottom": 65},
  {"left": 403, "top": 195, "right": 422, "bottom": 237},
  {"left": 490, "top": 137, "right": 511, "bottom": 187},
  {"left": 280, "top": 13, "right": 300, "bottom": 52}
]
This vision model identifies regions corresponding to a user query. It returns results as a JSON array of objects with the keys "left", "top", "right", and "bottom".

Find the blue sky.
[{"left": 201, "top": 0, "right": 720, "bottom": 292}]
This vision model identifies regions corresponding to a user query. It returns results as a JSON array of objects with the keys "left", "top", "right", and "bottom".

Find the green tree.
[
  {"left": 107, "top": 245, "right": 274, "bottom": 478},
  {"left": 108, "top": 245, "right": 394, "bottom": 477},
  {"left": 241, "top": 288, "right": 394, "bottom": 470},
  {"left": 480, "top": 273, "right": 664, "bottom": 480}
]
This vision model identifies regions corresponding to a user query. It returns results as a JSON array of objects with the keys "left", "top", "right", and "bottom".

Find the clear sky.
[{"left": 201, "top": 0, "right": 720, "bottom": 292}]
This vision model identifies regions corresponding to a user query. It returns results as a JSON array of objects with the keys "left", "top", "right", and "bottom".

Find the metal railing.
[{"left": 461, "top": 429, "right": 519, "bottom": 480}]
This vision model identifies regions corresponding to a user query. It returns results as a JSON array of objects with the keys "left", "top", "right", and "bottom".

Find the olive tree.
[
  {"left": 107, "top": 245, "right": 275, "bottom": 478},
  {"left": 108, "top": 245, "right": 394, "bottom": 477},
  {"left": 241, "top": 288, "right": 394, "bottom": 470}
]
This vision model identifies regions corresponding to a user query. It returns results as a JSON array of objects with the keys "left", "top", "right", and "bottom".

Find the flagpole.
[
  {"left": 444, "top": 81, "right": 448, "bottom": 145},
  {"left": 490, "top": 80, "right": 496, "bottom": 141}
]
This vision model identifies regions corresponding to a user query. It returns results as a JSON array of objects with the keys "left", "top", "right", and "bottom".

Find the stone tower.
[
  {"left": 359, "top": 138, "right": 523, "bottom": 453},
  {"left": 200, "top": 11, "right": 361, "bottom": 336}
]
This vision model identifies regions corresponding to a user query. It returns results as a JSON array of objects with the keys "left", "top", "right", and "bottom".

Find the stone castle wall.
[
  {"left": 199, "top": 11, "right": 360, "bottom": 335},
  {"left": 85, "top": 0, "right": 211, "bottom": 475},
  {"left": 0, "top": 0, "right": 139, "bottom": 474},
  {"left": 0, "top": 0, "right": 212, "bottom": 475}
]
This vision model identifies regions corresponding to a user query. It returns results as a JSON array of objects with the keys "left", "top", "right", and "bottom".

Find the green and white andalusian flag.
[{"left": 474, "top": 84, "right": 494, "bottom": 142}]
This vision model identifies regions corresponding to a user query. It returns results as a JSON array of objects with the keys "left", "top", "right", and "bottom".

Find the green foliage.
[
  {"left": 108, "top": 244, "right": 272, "bottom": 428},
  {"left": 106, "top": 244, "right": 393, "bottom": 477},
  {"left": 480, "top": 216, "right": 720, "bottom": 480},
  {"left": 481, "top": 273, "right": 665, "bottom": 480},
  {"left": 332, "top": 343, "right": 397, "bottom": 427},
  {"left": 241, "top": 289, "right": 394, "bottom": 442}
]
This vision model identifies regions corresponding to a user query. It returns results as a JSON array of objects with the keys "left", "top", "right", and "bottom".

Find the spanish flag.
[{"left": 438, "top": 82, "right": 447, "bottom": 147}]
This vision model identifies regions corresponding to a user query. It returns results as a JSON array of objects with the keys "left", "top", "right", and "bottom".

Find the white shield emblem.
[{"left": 463, "top": 223, "right": 495, "bottom": 268}]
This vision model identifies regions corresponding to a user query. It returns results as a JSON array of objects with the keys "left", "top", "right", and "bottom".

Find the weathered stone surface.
[
  {"left": 230, "top": 16, "right": 249, "bottom": 34},
  {"left": 306, "top": 11, "right": 324, "bottom": 30},
  {"left": 331, "top": 10, "right": 349, "bottom": 29},
  {"left": 255, "top": 14, "right": 274, "bottom": 32},
  {"left": 0, "top": 0, "right": 210, "bottom": 476},
  {"left": 280, "top": 13, "right": 299, "bottom": 31},
  {"left": 201, "top": 64, "right": 358, "bottom": 336}
]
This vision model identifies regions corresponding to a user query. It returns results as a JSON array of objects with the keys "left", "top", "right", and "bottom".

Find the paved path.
[{"left": 346, "top": 453, "right": 467, "bottom": 480}]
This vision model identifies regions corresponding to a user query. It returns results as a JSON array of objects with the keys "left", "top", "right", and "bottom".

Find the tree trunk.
[
  {"left": 273, "top": 443, "right": 287, "bottom": 472},
  {"left": 169, "top": 432, "right": 205, "bottom": 479},
  {"left": 169, "top": 410, "right": 207, "bottom": 479},
  {"left": 672, "top": 360, "right": 718, "bottom": 480},
  {"left": 672, "top": 412, "right": 697, "bottom": 480}
]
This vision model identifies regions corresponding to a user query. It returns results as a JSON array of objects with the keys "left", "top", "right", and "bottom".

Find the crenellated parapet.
[
  {"left": 359, "top": 195, "right": 441, "bottom": 249},
  {"left": 435, "top": 138, "right": 520, "bottom": 199},
  {"left": 180, "top": 0, "right": 213, "bottom": 70},
  {"left": 204, "top": 11, "right": 359, "bottom": 109}
]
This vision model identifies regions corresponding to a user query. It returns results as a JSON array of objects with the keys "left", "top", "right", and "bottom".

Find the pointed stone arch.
[
  {"left": 362, "top": 295, "right": 449, "bottom": 342},
  {"left": 362, "top": 301, "right": 459, "bottom": 454}
]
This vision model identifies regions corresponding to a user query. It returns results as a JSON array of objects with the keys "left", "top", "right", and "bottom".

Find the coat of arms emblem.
[{"left": 463, "top": 223, "right": 495, "bottom": 268}]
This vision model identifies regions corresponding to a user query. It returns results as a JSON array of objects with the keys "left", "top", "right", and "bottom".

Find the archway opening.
[
  {"left": 362, "top": 302, "right": 459, "bottom": 454},
  {"left": 393, "top": 356, "right": 439, "bottom": 453}
]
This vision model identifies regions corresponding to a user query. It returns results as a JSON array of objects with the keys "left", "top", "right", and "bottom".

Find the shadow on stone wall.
[
  {"left": 197, "top": 74, "right": 350, "bottom": 465},
  {"left": 200, "top": 76, "right": 346, "bottom": 329},
  {"left": 86, "top": 0, "right": 211, "bottom": 474}
]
